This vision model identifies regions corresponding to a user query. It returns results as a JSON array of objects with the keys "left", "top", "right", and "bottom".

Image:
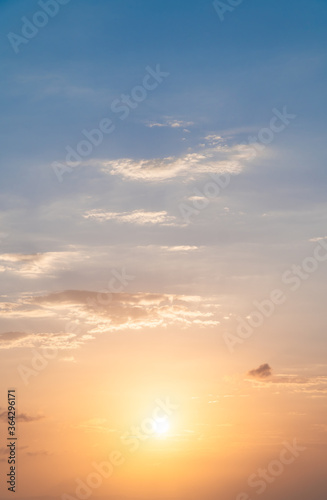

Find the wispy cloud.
[
  {"left": 26, "top": 450, "right": 52, "bottom": 457},
  {"left": 97, "top": 136, "right": 254, "bottom": 182},
  {"left": 83, "top": 209, "right": 180, "bottom": 226},
  {"left": 0, "top": 252, "right": 78, "bottom": 278},
  {"left": 0, "top": 411, "right": 44, "bottom": 422},
  {"left": 76, "top": 418, "right": 117, "bottom": 433},
  {"left": 0, "top": 291, "right": 219, "bottom": 350},
  {"left": 309, "top": 236, "right": 327, "bottom": 242},
  {"left": 32, "top": 290, "right": 219, "bottom": 335},
  {"left": 0, "top": 331, "right": 82, "bottom": 350},
  {"left": 146, "top": 118, "right": 194, "bottom": 128},
  {"left": 247, "top": 369, "right": 327, "bottom": 397}
]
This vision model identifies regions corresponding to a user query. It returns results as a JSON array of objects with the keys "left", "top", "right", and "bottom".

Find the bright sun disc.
[{"left": 154, "top": 419, "right": 170, "bottom": 435}]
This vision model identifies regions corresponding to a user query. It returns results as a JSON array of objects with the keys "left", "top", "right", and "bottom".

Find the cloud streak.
[
  {"left": 32, "top": 290, "right": 219, "bottom": 335},
  {"left": 97, "top": 136, "right": 254, "bottom": 182},
  {"left": 83, "top": 209, "right": 180, "bottom": 226},
  {"left": 0, "top": 252, "right": 79, "bottom": 278},
  {"left": 0, "top": 331, "right": 82, "bottom": 350}
]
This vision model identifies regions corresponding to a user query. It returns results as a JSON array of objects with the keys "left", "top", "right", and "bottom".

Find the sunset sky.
[{"left": 0, "top": 1, "right": 327, "bottom": 499}]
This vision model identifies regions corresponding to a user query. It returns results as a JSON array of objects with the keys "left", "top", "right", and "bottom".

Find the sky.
[{"left": 0, "top": 0, "right": 327, "bottom": 499}]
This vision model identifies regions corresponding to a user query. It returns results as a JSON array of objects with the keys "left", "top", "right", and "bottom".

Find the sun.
[{"left": 153, "top": 419, "right": 170, "bottom": 436}]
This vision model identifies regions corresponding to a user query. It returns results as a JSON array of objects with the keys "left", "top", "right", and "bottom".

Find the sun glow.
[{"left": 154, "top": 419, "right": 170, "bottom": 436}]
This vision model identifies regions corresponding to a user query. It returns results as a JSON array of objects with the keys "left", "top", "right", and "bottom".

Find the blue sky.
[
  {"left": 1, "top": 0, "right": 327, "bottom": 173},
  {"left": 0, "top": 0, "right": 326, "bottom": 320}
]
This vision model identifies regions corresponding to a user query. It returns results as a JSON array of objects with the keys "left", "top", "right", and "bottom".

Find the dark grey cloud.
[{"left": 247, "top": 363, "right": 272, "bottom": 379}]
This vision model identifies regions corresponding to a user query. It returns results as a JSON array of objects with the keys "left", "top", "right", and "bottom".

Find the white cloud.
[
  {"left": 0, "top": 331, "right": 81, "bottom": 350},
  {"left": 309, "top": 236, "right": 327, "bottom": 242},
  {"left": 29, "top": 290, "right": 219, "bottom": 336},
  {"left": 0, "top": 252, "right": 80, "bottom": 278},
  {"left": 162, "top": 245, "right": 199, "bottom": 252},
  {"left": 83, "top": 209, "right": 180, "bottom": 226},
  {"left": 146, "top": 119, "right": 194, "bottom": 128},
  {"left": 97, "top": 136, "right": 254, "bottom": 182}
]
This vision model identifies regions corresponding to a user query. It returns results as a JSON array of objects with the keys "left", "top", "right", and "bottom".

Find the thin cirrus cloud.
[
  {"left": 246, "top": 366, "right": 327, "bottom": 397},
  {"left": 309, "top": 236, "right": 327, "bottom": 242},
  {"left": 0, "top": 252, "right": 78, "bottom": 278},
  {"left": 0, "top": 410, "right": 44, "bottom": 423},
  {"left": 0, "top": 291, "right": 219, "bottom": 351},
  {"left": 158, "top": 245, "right": 199, "bottom": 252},
  {"left": 26, "top": 450, "right": 51, "bottom": 457},
  {"left": 97, "top": 135, "right": 255, "bottom": 182},
  {"left": 76, "top": 418, "right": 117, "bottom": 433},
  {"left": 146, "top": 118, "right": 195, "bottom": 128},
  {"left": 83, "top": 209, "right": 181, "bottom": 226},
  {"left": 0, "top": 331, "right": 83, "bottom": 350},
  {"left": 31, "top": 290, "right": 219, "bottom": 335}
]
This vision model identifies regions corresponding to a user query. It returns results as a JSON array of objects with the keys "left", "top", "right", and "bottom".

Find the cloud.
[
  {"left": 0, "top": 298, "right": 61, "bottom": 319},
  {"left": 0, "top": 411, "right": 44, "bottom": 422},
  {"left": 26, "top": 450, "right": 51, "bottom": 457},
  {"left": 97, "top": 135, "right": 254, "bottom": 182},
  {"left": 0, "top": 446, "right": 28, "bottom": 456},
  {"left": 146, "top": 119, "right": 194, "bottom": 128},
  {"left": 16, "top": 413, "right": 45, "bottom": 423},
  {"left": 60, "top": 356, "right": 77, "bottom": 363},
  {"left": 0, "top": 291, "right": 219, "bottom": 351},
  {"left": 32, "top": 290, "right": 219, "bottom": 334},
  {"left": 134, "top": 244, "right": 201, "bottom": 254},
  {"left": 83, "top": 209, "right": 180, "bottom": 226},
  {"left": 247, "top": 363, "right": 272, "bottom": 379},
  {"left": 160, "top": 245, "right": 199, "bottom": 252},
  {"left": 76, "top": 418, "right": 117, "bottom": 433},
  {"left": 0, "top": 331, "right": 82, "bottom": 350},
  {"left": 246, "top": 368, "right": 327, "bottom": 397},
  {"left": 0, "top": 252, "right": 78, "bottom": 278},
  {"left": 309, "top": 236, "right": 327, "bottom": 242}
]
